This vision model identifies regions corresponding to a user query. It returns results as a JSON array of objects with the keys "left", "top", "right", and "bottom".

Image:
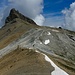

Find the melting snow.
[
  {"left": 35, "top": 50, "right": 69, "bottom": 75},
  {"left": 35, "top": 50, "right": 40, "bottom": 53},
  {"left": 40, "top": 42, "right": 42, "bottom": 44},
  {"left": 44, "top": 39, "right": 50, "bottom": 45},
  {"left": 44, "top": 54, "right": 69, "bottom": 75},
  {"left": 47, "top": 32, "right": 51, "bottom": 35},
  {"left": 52, "top": 29, "right": 59, "bottom": 32}
]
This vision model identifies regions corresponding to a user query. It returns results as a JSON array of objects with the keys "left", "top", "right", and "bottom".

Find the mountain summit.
[
  {"left": 5, "top": 8, "right": 36, "bottom": 25},
  {"left": 0, "top": 8, "right": 75, "bottom": 75}
]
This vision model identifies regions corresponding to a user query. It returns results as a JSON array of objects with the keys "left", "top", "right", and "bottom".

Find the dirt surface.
[{"left": 0, "top": 48, "right": 54, "bottom": 75}]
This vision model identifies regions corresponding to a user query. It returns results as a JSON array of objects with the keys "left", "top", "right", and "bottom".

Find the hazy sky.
[{"left": 0, "top": 0, "right": 75, "bottom": 31}]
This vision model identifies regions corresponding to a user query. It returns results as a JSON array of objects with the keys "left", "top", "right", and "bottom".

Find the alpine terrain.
[{"left": 0, "top": 8, "right": 75, "bottom": 75}]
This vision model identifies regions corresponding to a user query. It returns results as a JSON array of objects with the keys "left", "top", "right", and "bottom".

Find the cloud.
[
  {"left": 0, "top": 0, "right": 45, "bottom": 27},
  {"left": 43, "top": 16, "right": 64, "bottom": 27},
  {"left": 62, "top": 2, "right": 75, "bottom": 31},
  {"left": 34, "top": 14, "right": 45, "bottom": 25},
  {"left": 43, "top": 12, "right": 64, "bottom": 27}
]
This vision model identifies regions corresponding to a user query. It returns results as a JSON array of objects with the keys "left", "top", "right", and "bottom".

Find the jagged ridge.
[{"left": 5, "top": 8, "right": 36, "bottom": 25}]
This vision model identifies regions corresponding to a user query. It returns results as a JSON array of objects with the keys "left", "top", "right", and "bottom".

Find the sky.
[{"left": 0, "top": 0, "right": 75, "bottom": 31}]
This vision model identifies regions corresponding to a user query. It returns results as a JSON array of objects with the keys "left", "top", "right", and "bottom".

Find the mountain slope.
[
  {"left": 0, "top": 8, "right": 75, "bottom": 75},
  {"left": 0, "top": 48, "right": 54, "bottom": 75},
  {"left": 0, "top": 8, "right": 39, "bottom": 49}
]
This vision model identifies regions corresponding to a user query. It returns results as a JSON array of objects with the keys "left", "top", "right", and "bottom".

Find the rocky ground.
[{"left": 0, "top": 48, "right": 54, "bottom": 75}]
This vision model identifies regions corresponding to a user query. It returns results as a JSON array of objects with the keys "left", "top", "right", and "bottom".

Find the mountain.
[
  {"left": 0, "top": 8, "right": 75, "bottom": 75},
  {"left": 5, "top": 8, "right": 36, "bottom": 25}
]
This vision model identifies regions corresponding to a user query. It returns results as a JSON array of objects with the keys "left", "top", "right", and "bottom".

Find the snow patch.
[
  {"left": 52, "top": 29, "right": 59, "bottom": 32},
  {"left": 35, "top": 50, "right": 40, "bottom": 53},
  {"left": 40, "top": 41, "right": 42, "bottom": 44},
  {"left": 44, "top": 39, "right": 50, "bottom": 45},
  {"left": 29, "top": 47, "right": 34, "bottom": 49},
  {"left": 35, "top": 50, "right": 69, "bottom": 75},
  {"left": 47, "top": 32, "right": 51, "bottom": 35},
  {"left": 44, "top": 54, "right": 69, "bottom": 75}
]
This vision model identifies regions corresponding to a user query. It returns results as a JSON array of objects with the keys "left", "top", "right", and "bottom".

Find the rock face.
[{"left": 5, "top": 8, "right": 36, "bottom": 25}]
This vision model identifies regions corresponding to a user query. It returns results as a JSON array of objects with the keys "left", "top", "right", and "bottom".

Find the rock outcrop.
[{"left": 5, "top": 8, "right": 36, "bottom": 25}]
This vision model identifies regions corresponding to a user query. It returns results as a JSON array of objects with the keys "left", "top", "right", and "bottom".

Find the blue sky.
[
  {"left": 0, "top": 0, "right": 75, "bottom": 18},
  {"left": 0, "top": 0, "right": 75, "bottom": 31},
  {"left": 43, "top": 0, "right": 75, "bottom": 31},
  {"left": 44, "top": 0, "right": 75, "bottom": 14}
]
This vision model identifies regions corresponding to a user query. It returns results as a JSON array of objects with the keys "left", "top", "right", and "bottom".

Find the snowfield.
[
  {"left": 47, "top": 32, "right": 51, "bottom": 35},
  {"left": 52, "top": 29, "right": 59, "bottom": 32},
  {"left": 44, "top": 54, "right": 69, "bottom": 75},
  {"left": 44, "top": 39, "right": 50, "bottom": 45},
  {"left": 36, "top": 50, "right": 69, "bottom": 75}
]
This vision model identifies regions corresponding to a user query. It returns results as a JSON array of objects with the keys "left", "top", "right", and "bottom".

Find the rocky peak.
[{"left": 5, "top": 8, "right": 36, "bottom": 25}]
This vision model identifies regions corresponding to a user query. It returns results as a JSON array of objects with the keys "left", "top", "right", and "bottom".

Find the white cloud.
[
  {"left": 1, "top": 0, "right": 75, "bottom": 31},
  {"left": 0, "top": 0, "right": 45, "bottom": 27},
  {"left": 62, "top": 2, "right": 75, "bottom": 31},
  {"left": 34, "top": 14, "right": 45, "bottom": 25},
  {"left": 43, "top": 16, "right": 64, "bottom": 28},
  {"left": 0, "top": 5, "right": 8, "bottom": 27}
]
